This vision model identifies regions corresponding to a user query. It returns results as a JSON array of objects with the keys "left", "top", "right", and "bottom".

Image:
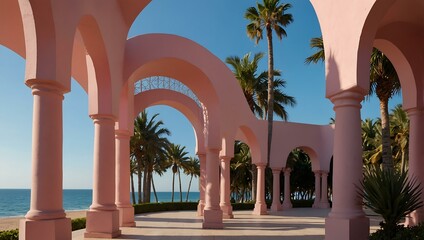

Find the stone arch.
[
  {"left": 0, "top": 0, "right": 25, "bottom": 58},
  {"left": 235, "top": 125, "right": 265, "bottom": 165},
  {"left": 124, "top": 34, "right": 256, "bottom": 149},
  {"left": 133, "top": 89, "right": 205, "bottom": 154},
  {"left": 270, "top": 123, "right": 333, "bottom": 172}
]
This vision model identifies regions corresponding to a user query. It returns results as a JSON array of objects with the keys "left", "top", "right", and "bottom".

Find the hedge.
[{"left": 134, "top": 202, "right": 198, "bottom": 214}]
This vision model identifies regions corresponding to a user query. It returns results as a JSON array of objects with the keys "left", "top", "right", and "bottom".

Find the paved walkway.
[{"left": 73, "top": 208, "right": 381, "bottom": 240}]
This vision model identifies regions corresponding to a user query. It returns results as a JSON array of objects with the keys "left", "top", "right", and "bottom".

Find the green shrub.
[
  {"left": 358, "top": 166, "right": 423, "bottom": 239},
  {"left": 134, "top": 202, "right": 198, "bottom": 214},
  {"left": 370, "top": 224, "right": 424, "bottom": 240},
  {"left": 292, "top": 199, "right": 314, "bottom": 208},
  {"left": 0, "top": 229, "right": 18, "bottom": 240},
  {"left": 231, "top": 203, "right": 255, "bottom": 210},
  {"left": 71, "top": 218, "right": 86, "bottom": 231}
]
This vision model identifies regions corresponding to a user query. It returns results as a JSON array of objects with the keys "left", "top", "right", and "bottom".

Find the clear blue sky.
[{"left": 0, "top": 0, "right": 401, "bottom": 191}]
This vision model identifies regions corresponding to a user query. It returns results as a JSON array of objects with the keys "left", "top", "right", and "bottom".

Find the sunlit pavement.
[{"left": 73, "top": 208, "right": 381, "bottom": 240}]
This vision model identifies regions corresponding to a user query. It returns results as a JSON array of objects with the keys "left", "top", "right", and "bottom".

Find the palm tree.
[
  {"left": 245, "top": 0, "right": 293, "bottom": 165},
  {"left": 130, "top": 158, "right": 137, "bottom": 204},
  {"left": 166, "top": 144, "right": 189, "bottom": 202},
  {"left": 184, "top": 157, "right": 200, "bottom": 202},
  {"left": 390, "top": 104, "right": 409, "bottom": 173},
  {"left": 361, "top": 118, "right": 382, "bottom": 166},
  {"left": 305, "top": 36, "right": 324, "bottom": 64},
  {"left": 231, "top": 141, "right": 253, "bottom": 202},
  {"left": 370, "top": 48, "right": 401, "bottom": 171},
  {"left": 131, "top": 111, "right": 171, "bottom": 203},
  {"left": 226, "top": 52, "right": 265, "bottom": 117}
]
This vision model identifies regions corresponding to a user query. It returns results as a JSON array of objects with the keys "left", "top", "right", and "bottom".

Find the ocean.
[{"left": 0, "top": 189, "right": 199, "bottom": 218}]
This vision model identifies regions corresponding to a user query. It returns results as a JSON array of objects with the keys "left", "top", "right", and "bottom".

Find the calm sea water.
[{"left": 0, "top": 189, "right": 199, "bottom": 217}]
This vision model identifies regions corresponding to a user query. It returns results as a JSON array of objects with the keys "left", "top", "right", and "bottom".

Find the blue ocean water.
[{"left": 0, "top": 189, "right": 199, "bottom": 217}]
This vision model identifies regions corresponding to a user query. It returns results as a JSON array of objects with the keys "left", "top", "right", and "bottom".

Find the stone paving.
[{"left": 73, "top": 208, "right": 382, "bottom": 240}]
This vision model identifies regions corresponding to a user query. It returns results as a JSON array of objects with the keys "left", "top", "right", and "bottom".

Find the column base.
[
  {"left": 312, "top": 200, "right": 320, "bottom": 208},
  {"left": 117, "top": 205, "right": 136, "bottom": 227},
  {"left": 197, "top": 202, "right": 205, "bottom": 216},
  {"left": 252, "top": 203, "right": 268, "bottom": 215},
  {"left": 19, "top": 217, "right": 71, "bottom": 240},
  {"left": 325, "top": 216, "right": 370, "bottom": 240},
  {"left": 282, "top": 201, "right": 292, "bottom": 209},
  {"left": 220, "top": 204, "right": 234, "bottom": 219},
  {"left": 320, "top": 201, "right": 330, "bottom": 209},
  {"left": 202, "top": 209, "right": 223, "bottom": 229},
  {"left": 84, "top": 210, "right": 121, "bottom": 238},
  {"left": 270, "top": 203, "right": 282, "bottom": 211}
]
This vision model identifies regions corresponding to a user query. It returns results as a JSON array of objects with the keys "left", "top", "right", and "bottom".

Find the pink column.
[
  {"left": 84, "top": 114, "right": 121, "bottom": 238},
  {"left": 325, "top": 91, "right": 369, "bottom": 240},
  {"left": 220, "top": 156, "right": 234, "bottom": 218},
  {"left": 270, "top": 169, "right": 282, "bottom": 211},
  {"left": 253, "top": 164, "right": 268, "bottom": 215},
  {"left": 197, "top": 153, "right": 206, "bottom": 216},
  {"left": 282, "top": 168, "right": 292, "bottom": 209},
  {"left": 406, "top": 108, "right": 424, "bottom": 225},
  {"left": 313, "top": 171, "right": 321, "bottom": 208},
  {"left": 115, "top": 129, "right": 135, "bottom": 227},
  {"left": 202, "top": 148, "right": 223, "bottom": 228},
  {"left": 320, "top": 171, "right": 330, "bottom": 208},
  {"left": 19, "top": 80, "right": 71, "bottom": 240}
]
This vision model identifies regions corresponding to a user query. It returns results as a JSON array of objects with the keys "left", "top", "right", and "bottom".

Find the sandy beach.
[{"left": 0, "top": 210, "right": 87, "bottom": 231}]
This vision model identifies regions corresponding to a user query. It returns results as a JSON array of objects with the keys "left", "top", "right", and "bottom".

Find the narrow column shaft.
[
  {"left": 25, "top": 81, "right": 66, "bottom": 220},
  {"left": 84, "top": 114, "right": 121, "bottom": 238},
  {"left": 115, "top": 129, "right": 135, "bottom": 227},
  {"left": 271, "top": 169, "right": 282, "bottom": 211},
  {"left": 202, "top": 148, "right": 223, "bottom": 228},
  {"left": 313, "top": 171, "right": 321, "bottom": 208},
  {"left": 320, "top": 172, "right": 330, "bottom": 208},
  {"left": 220, "top": 156, "right": 233, "bottom": 218},
  {"left": 282, "top": 168, "right": 292, "bottom": 209},
  {"left": 325, "top": 90, "right": 369, "bottom": 240},
  {"left": 253, "top": 164, "right": 268, "bottom": 215},
  {"left": 197, "top": 153, "right": 206, "bottom": 216},
  {"left": 91, "top": 115, "right": 117, "bottom": 210},
  {"left": 406, "top": 109, "right": 424, "bottom": 225}
]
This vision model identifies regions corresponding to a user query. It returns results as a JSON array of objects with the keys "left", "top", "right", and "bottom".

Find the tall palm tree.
[
  {"left": 390, "top": 104, "right": 409, "bottom": 173},
  {"left": 361, "top": 118, "right": 382, "bottom": 166},
  {"left": 166, "top": 144, "right": 189, "bottom": 202},
  {"left": 131, "top": 111, "right": 171, "bottom": 203},
  {"left": 370, "top": 48, "right": 401, "bottom": 171},
  {"left": 184, "top": 157, "right": 200, "bottom": 202},
  {"left": 306, "top": 37, "right": 401, "bottom": 171},
  {"left": 245, "top": 0, "right": 293, "bottom": 165},
  {"left": 130, "top": 158, "right": 137, "bottom": 204},
  {"left": 226, "top": 53, "right": 296, "bottom": 120}
]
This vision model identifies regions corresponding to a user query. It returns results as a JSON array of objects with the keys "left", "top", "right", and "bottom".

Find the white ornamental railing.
[{"left": 134, "top": 76, "right": 201, "bottom": 107}]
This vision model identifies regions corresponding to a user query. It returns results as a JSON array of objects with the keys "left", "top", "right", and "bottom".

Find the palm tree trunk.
[
  {"left": 251, "top": 164, "right": 257, "bottom": 201},
  {"left": 143, "top": 166, "right": 150, "bottom": 203},
  {"left": 186, "top": 175, "right": 193, "bottom": 202},
  {"left": 266, "top": 25, "right": 274, "bottom": 167},
  {"left": 151, "top": 174, "right": 159, "bottom": 203},
  {"left": 137, "top": 163, "right": 142, "bottom": 204},
  {"left": 130, "top": 171, "right": 136, "bottom": 204},
  {"left": 380, "top": 99, "right": 393, "bottom": 171},
  {"left": 178, "top": 168, "right": 183, "bottom": 202},
  {"left": 171, "top": 172, "right": 175, "bottom": 202},
  {"left": 401, "top": 150, "right": 407, "bottom": 174}
]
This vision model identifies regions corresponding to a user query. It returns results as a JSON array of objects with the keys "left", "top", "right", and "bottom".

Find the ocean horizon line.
[{"left": 0, "top": 188, "right": 200, "bottom": 193}]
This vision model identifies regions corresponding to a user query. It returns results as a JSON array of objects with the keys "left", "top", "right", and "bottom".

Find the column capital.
[
  {"left": 271, "top": 168, "right": 282, "bottom": 174},
  {"left": 256, "top": 163, "right": 267, "bottom": 168},
  {"left": 284, "top": 167, "right": 292, "bottom": 173},
  {"left": 205, "top": 147, "right": 221, "bottom": 153},
  {"left": 115, "top": 129, "right": 131, "bottom": 139},
  {"left": 26, "top": 79, "right": 66, "bottom": 98},
  {"left": 329, "top": 89, "right": 364, "bottom": 109},
  {"left": 406, "top": 107, "right": 424, "bottom": 117},
  {"left": 219, "top": 155, "right": 232, "bottom": 162},
  {"left": 321, "top": 171, "right": 329, "bottom": 177},
  {"left": 90, "top": 114, "right": 117, "bottom": 123}
]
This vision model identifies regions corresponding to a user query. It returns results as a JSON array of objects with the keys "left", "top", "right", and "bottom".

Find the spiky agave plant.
[{"left": 358, "top": 166, "right": 423, "bottom": 239}]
